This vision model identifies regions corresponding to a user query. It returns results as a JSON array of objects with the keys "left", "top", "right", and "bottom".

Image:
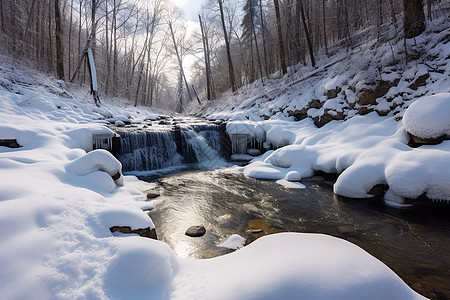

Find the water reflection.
[{"left": 143, "top": 169, "right": 450, "bottom": 299}]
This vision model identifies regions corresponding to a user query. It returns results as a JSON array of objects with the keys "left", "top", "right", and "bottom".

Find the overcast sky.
[{"left": 171, "top": 0, "right": 204, "bottom": 21}]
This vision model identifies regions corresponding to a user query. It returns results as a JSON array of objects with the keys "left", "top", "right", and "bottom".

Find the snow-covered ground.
[{"left": 0, "top": 52, "right": 429, "bottom": 297}]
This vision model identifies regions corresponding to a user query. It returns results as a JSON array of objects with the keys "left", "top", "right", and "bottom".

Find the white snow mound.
[{"left": 403, "top": 93, "right": 450, "bottom": 139}]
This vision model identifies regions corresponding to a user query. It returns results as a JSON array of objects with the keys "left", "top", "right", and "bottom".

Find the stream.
[{"left": 141, "top": 168, "right": 450, "bottom": 300}]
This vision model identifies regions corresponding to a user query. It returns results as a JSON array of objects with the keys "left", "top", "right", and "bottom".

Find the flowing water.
[
  {"left": 114, "top": 121, "right": 450, "bottom": 299},
  {"left": 141, "top": 169, "right": 450, "bottom": 300}
]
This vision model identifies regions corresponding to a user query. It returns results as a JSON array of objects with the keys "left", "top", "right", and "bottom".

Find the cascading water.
[
  {"left": 114, "top": 123, "right": 229, "bottom": 172},
  {"left": 180, "top": 127, "right": 226, "bottom": 168},
  {"left": 116, "top": 130, "right": 182, "bottom": 172}
]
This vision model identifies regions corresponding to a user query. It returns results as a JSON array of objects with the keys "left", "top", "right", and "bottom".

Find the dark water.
[{"left": 143, "top": 169, "right": 450, "bottom": 300}]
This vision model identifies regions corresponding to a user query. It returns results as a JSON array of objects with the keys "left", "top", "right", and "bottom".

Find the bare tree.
[
  {"left": 54, "top": 0, "right": 65, "bottom": 80},
  {"left": 273, "top": 0, "right": 287, "bottom": 75},
  {"left": 218, "top": 0, "right": 237, "bottom": 92},
  {"left": 404, "top": 0, "right": 426, "bottom": 39}
]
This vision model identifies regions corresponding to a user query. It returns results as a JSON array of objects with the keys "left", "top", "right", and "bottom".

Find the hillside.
[{"left": 197, "top": 16, "right": 450, "bottom": 127}]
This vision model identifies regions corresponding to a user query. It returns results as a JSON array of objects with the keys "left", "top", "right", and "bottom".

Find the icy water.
[{"left": 143, "top": 169, "right": 450, "bottom": 300}]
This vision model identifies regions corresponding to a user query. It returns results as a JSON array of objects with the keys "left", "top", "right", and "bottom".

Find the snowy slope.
[
  {"left": 197, "top": 16, "right": 450, "bottom": 125},
  {"left": 0, "top": 51, "right": 427, "bottom": 298}
]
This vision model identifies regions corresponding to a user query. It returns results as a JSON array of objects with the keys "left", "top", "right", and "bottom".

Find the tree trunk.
[
  {"left": 218, "top": 0, "right": 237, "bottom": 92},
  {"left": 168, "top": 22, "right": 193, "bottom": 103},
  {"left": 54, "top": 0, "right": 65, "bottom": 80},
  {"left": 297, "top": 0, "right": 315, "bottom": 68},
  {"left": 322, "top": 0, "right": 328, "bottom": 56},
  {"left": 404, "top": 0, "right": 426, "bottom": 39},
  {"left": 48, "top": 0, "right": 53, "bottom": 72},
  {"left": 388, "top": 0, "right": 397, "bottom": 24},
  {"left": 0, "top": 0, "right": 5, "bottom": 32},
  {"left": 199, "top": 15, "right": 212, "bottom": 100},
  {"left": 259, "top": 0, "right": 269, "bottom": 77},
  {"left": 427, "top": 0, "right": 432, "bottom": 21},
  {"left": 273, "top": 0, "right": 287, "bottom": 75}
]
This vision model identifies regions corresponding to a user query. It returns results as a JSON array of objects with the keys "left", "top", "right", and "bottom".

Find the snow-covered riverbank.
[
  {"left": 0, "top": 55, "right": 429, "bottom": 298},
  {"left": 228, "top": 93, "right": 450, "bottom": 208}
]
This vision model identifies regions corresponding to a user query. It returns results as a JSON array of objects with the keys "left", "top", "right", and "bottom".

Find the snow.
[
  {"left": 2, "top": 16, "right": 447, "bottom": 299},
  {"left": 0, "top": 63, "right": 427, "bottom": 300},
  {"left": 218, "top": 234, "right": 246, "bottom": 250},
  {"left": 233, "top": 110, "right": 450, "bottom": 204},
  {"left": 173, "top": 233, "right": 425, "bottom": 300},
  {"left": 402, "top": 93, "right": 450, "bottom": 139}
]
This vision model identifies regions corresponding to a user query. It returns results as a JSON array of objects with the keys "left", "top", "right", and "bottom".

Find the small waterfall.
[
  {"left": 114, "top": 123, "right": 230, "bottom": 172},
  {"left": 180, "top": 127, "right": 226, "bottom": 168},
  {"left": 116, "top": 130, "right": 181, "bottom": 172}
]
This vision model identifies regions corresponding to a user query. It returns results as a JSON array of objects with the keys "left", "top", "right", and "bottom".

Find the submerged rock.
[{"left": 185, "top": 225, "right": 206, "bottom": 237}]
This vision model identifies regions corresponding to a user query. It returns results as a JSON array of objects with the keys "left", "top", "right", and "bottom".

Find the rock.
[
  {"left": 408, "top": 132, "right": 446, "bottom": 147},
  {"left": 0, "top": 139, "right": 21, "bottom": 148},
  {"left": 408, "top": 73, "right": 429, "bottom": 90},
  {"left": 309, "top": 99, "right": 322, "bottom": 109},
  {"left": 312, "top": 109, "right": 344, "bottom": 127},
  {"left": 369, "top": 184, "right": 388, "bottom": 197},
  {"left": 311, "top": 176, "right": 325, "bottom": 182},
  {"left": 288, "top": 99, "right": 323, "bottom": 121},
  {"left": 110, "top": 226, "right": 157, "bottom": 239},
  {"left": 146, "top": 192, "right": 161, "bottom": 199},
  {"left": 357, "top": 79, "right": 399, "bottom": 106},
  {"left": 247, "top": 148, "right": 261, "bottom": 156},
  {"left": 185, "top": 225, "right": 206, "bottom": 237},
  {"left": 326, "top": 87, "right": 341, "bottom": 99},
  {"left": 358, "top": 106, "right": 373, "bottom": 115}
]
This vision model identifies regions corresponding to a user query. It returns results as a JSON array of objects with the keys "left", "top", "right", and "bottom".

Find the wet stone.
[
  {"left": 146, "top": 192, "right": 161, "bottom": 199},
  {"left": 311, "top": 176, "right": 325, "bottom": 182},
  {"left": 185, "top": 225, "right": 206, "bottom": 237}
]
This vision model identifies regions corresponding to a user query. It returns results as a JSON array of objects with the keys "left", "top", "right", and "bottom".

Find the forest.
[{"left": 0, "top": 0, "right": 444, "bottom": 112}]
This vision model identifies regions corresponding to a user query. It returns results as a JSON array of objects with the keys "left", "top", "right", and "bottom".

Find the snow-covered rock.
[
  {"left": 403, "top": 93, "right": 450, "bottom": 139},
  {"left": 66, "top": 149, "right": 124, "bottom": 189}
]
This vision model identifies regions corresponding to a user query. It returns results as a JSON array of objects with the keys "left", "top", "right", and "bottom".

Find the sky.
[{"left": 171, "top": 0, "right": 205, "bottom": 21}]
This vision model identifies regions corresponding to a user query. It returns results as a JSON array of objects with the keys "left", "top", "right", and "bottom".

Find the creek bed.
[{"left": 142, "top": 169, "right": 450, "bottom": 300}]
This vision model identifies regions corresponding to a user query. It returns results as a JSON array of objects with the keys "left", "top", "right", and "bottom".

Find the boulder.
[
  {"left": 110, "top": 226, "right": 157, "bottom": 239},
  {"left": 357, "top": 79, "right": 399, "bottom": 106},
  {"left": 312, "top": 109, "right": 344, "bottom": 128},
  {"left": 185, "top": 225, "right": 206, "bottom": 237}
]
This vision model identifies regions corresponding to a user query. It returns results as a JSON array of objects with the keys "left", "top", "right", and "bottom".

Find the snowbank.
[
  {"left": 173, "top": 233, "right": 425, "bottom": 300},
  {"left": 236, "top": 111, "right": 450, "bottom": 205}
]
